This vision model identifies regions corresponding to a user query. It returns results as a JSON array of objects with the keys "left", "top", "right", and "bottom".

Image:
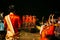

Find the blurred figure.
[
  {"left": 29, "top": 15, "right": 33, "bottom": 23},
  {"left": 40, "top": 16, "right": 45, "bottom": 35},
  {"left": 4, "top": 12, "right": 21, "bottom": 40},
  {"left": 25, "top": 15, "right": 29, "bottom": 23},
  {"left": 25, "top": 15, "right": 29, "bottom": 29},
  {"left": 54, "top": 17, "right": 60, "bottom": 40},
  {"left": 30, "top": 16, "right": 37, "bottom": 33},
  {"left": 57, "top": 17, "right": 60, "bottom": 25},
  {"left": 40, "top": 14, "right": 55, "bottom": 40},
  {"left": 0, "top": 12, "right": 4, "bottom": 20},
  {"left": 32, "top": 16, "right": 36, "bottom": 27},
  {"left": 40, "top": 24, "right": 45, "bottom": 35},
  {"left": 40, "top": 24, "right": 48, "bottom": 40},
  {"left": 46, "top": 14, "right": 55, "bottom": 40},
  {"left": 22, "top": 15, "right": 25, "bottom": 22},
  {"left": 0, "top": 12, "right": 5, "bottom": 40},
  {"left": 28, "top": 15, "right": 33, "bottom": 30},
  {"left": 22, "top": 15, "right": 26, "bottom": 29}
]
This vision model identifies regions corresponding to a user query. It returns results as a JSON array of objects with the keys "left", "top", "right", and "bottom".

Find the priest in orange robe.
[{"left": 4, "top": 12, "right": 21, "bottom": 40}]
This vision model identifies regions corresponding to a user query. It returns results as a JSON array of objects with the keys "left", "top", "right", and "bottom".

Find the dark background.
[{"left": 0, "top": 0, "right": 60, "bottom": 19}]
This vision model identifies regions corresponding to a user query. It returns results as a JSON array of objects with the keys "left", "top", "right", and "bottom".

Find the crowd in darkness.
[{"left": 1, "top": 5, "right": 60, "bottom": 40}]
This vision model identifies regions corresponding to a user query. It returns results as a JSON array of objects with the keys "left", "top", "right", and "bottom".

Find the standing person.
[
  {"left": 4, "top": 12, "right": 21, "bottom": 40},
  {"left": 40, "top": 22, "right": 49, "bottom": 40},
  {"left": 0, "top": 12, "right": 5, "bottom": 40},
  {"left": 4, "top": 11, "right": 21, "bottom": 40},
  {"left": 22, "top": 15, "right": 26, "bottom": 29},
  {"left": 30, "top": 16, "right": 37, "bottom": 33},
  {"left": 45, "top": 14, "right": 55, "bottom": 40},
  {"left": 29, "top": 15, "right": 33, "bottom": 23},
  {"left": 22, "top": 15, "right": 25, "bottom": 22},
  {"left": 54, "top": 17, "right": 60, "bottom": 40},
  {"left": 40, "top": 14, "right": 55, "bottom": 40},
  {"left": 28, "top": 15, "right": 33, "bottom": 30},
  {"left": 40, "top": 20, "right": 49, "bottom": 40},
  {"left": 25, "top": 15, "right": 29, "bottom": 29},
  {"left": 32, "top": 16, "right": 36, "bottom": 27}
]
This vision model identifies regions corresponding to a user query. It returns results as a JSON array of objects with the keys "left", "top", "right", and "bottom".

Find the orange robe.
[
  {"left": 22, "top": 16, "right": 25, "bottom": 22},
  {"left": 47, "top": 25, "right": 54, "bottom": 35},
  {"left": 40, "top": 25, "right": 54, "bottom": 40},
  {"left": 4, "top": 13, "right": 21, "bottom": 33},
  {"left": 25, "top": 15, "right": 29, "bottom": 23},
  {"left": 32, "top": 16, "right": 36, "bottom": 24},
  {"left": 29, "top": 15, "right": 33, "bottom": 23},
  {"left": 40, "top": 26, "right": 48, "bottom": 40}
]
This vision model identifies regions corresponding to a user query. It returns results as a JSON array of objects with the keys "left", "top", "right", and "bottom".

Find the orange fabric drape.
[
  {"left": 40, "top": 25, "right": 54, "bottom": 40},
  {"left": 40, "top": 26, "right": 48, "bottom": 40},
  {"left": 29, "top": 15, "right": 33, "bottom": 23},
  {"left": 22, "top": 16, "right": 25, "bottom": 22},
  {"left": 32, "top": 16, "right": 36, "bottom": 24},
  {"left": 4, "top": 13, "right": 21, "bottom": 33},
  {"left": 25, "top": 15, "right": 29, "bottom": 23},
  {"left": 47, "top": 25, "right": 54, "bottom": 35}
]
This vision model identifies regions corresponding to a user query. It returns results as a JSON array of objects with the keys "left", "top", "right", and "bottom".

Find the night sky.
[{"left": 0, "top": 0, "right": 60, "bottom": 19}]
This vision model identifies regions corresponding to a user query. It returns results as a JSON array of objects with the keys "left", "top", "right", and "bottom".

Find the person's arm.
[
  {"left": 48, "top": 15, "right": 51, "bottom": 24},
  {"left": 51, "top": 14, "right": 54, "bottom": 24}
]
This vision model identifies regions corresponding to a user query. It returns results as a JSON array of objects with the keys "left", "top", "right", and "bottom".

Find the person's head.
[
  {"left": 8, "top": 4, "right": 16, "bottom": 13},
  {"left": 9, "top": 12, "right": 16, "bottom": 16},
  {"left": 9, "top": 5, "right": 14, "bottom": 10},
  {"left": 10, "top": 12, "right": 14, "bottom": 14}
]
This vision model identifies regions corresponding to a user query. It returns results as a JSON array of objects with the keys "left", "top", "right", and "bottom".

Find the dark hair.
[{"left": 8, "top": 5, "right": 16, "bottom": 13}]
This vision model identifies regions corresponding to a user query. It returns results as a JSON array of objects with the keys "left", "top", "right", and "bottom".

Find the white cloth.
[
  {"left": 40, "top": 25, "right": 45, "bottom": 34},
  {"left": 5, "top": 15, "right": 15, "bottom": 40}
]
